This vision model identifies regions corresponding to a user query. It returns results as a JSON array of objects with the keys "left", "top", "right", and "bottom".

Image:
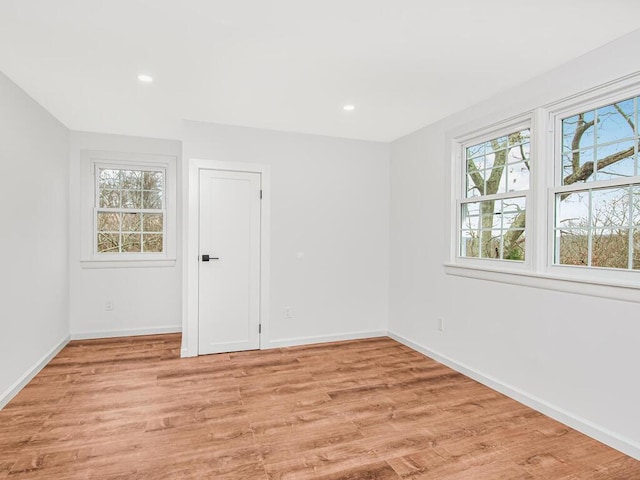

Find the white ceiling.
[{"left": 1, "top": 1, "right": 639, "bottom": 142}]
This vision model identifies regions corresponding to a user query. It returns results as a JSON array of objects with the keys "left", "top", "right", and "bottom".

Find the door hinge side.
[
  {"left": 259, "top": 324, "right": 262, "bottom": 334},
  {"left": 260, "top": 189, "right": 263, "bottom": 199}
]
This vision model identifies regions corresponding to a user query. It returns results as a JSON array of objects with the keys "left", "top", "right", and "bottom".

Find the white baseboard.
[
  {"left": 71, "top": 325, "right": 182, "bottom": 340},
  {"left": 0, "top": 335, "right": 70, "bottom": 410},
  {"left": 265, "top": 330, "right": 387, "bottom": 349},
  {"left": 388, "top": 331, "right": 640, "bottom": 461}
]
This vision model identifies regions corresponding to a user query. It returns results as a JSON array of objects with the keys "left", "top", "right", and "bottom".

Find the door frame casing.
[{"left": 182, "top": 159, "right": 270, "bottom": 357}]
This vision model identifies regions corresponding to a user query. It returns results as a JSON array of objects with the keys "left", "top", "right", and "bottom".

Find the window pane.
[
  {"left": 556, "top": 192, "right": 589, "bottom": 228},
  {"left": 597, "top": 155, "right": 636, "bottom": 181},
  {"left": 562, "top": 149, "right": 593, "bottom": 185},
  {"left": 122, "top": 213, "right": 142, "bottom": 232},
  {"left": 473, "top": 229, "right": 500, "bottom": 259},
  {"left": 503, "top": 230, "right": 525, "bottom": 261},
  {"left": 557, "top": 229, "right": 588, "bottom": 266},
  {"left": 143, "top": 213, "right": 163, "bottom": 232},
  {"left": 121, "top": 170, "right": 142, "bottom": 190},
  {"left": 97, "top": 233, "right": 120, "bottom": 253},
  {"left": 99, "top": 189, "right": 120, "bottom": 208},
  {"left": 508, "top": 130, "right": 529, "bottom": 146},
  {"left": 143, "top": 171, "right": 164, "bottom": 190},
  {"left": 596, "top": 98, "right": 635, "bottom": 144},
  {"left": 98, "top": 169, "right": 120, "bottom": 189},
  {"left": 143, "top": 190, "right": 162, "bottom": 209},
  {"left": 594, "top": 140, "right": 635, "bottom": 180},
  {"left": 121, "top": 233, "right": 141, "bottom": 252},
  {"left": 466, "top": 173, "right": 484, "bottom": 197},
  {"left": 143, "top": 233, "right": 163, "bottom": 253},
  {"left": 633, "top": 186, "right": 640, "bottom": 226},
  {"left": 508, "top": 142, "right": 529, "bottom": 164},
  {"left": 633, "top": 231, "right": 640, "bottom": 270},
  {"left": 502, "top": 197, "right": 526, "bottom": 225},
  {"left": 591, "top": 187, "right": 629, "bottom": 227},
  {"left": 97, "top": 212, "right": 119, "bottom": 232},
  {"left": 460, "top": 231, "right": 479, "bottom": 258},
  {"left": 485, "top": 165, "right": 507, "bottom": 195},
  {"left": 591, "top": 229, "right": 629, "bottom": 269},
  {"left": 121, "top": 190, "right": 142, "bottom": 209},
  {"left": 562, "top": 110, "right": 595, "bottom": 152}
]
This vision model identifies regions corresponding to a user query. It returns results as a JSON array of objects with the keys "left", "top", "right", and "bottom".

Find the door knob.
[{"left": 202, "top": 254, "right": 219, "bottom": 262}]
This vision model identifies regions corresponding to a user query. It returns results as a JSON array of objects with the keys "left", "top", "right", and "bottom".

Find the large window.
[
  {"left": 460, "top": 127, "right": 530, "bottom": 261},
  {"left": 449, "top": 75, "right": 640, "bottom": 299},
  {"left": 553, "top": 95, "right": 640, "bottom": 270}
]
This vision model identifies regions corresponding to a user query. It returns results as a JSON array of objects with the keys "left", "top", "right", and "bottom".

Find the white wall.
[
  {"left": 389, "top": 29, "right": 640, "bottom": 458},
  {"left": 183, "top": 121, "right": 389, "bottom": 348},
  {"left": 0, "top": 71, "right": 69, "bottom": 407},
  {"left": 68, "top": 132, "right": 182, "bottom": 338}
]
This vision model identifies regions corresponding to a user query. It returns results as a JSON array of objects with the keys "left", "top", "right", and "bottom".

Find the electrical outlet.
[
  {"left": 105, "top": 300, "right": 113, "bottom": 311},
  {"left": 284, "top": 306, "right": 293, "bottom": 319},
  {"left": 437, "top": 317, "right": 444, "bottom": 332}
]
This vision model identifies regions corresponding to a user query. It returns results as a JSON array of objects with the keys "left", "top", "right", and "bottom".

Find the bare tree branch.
[
  {"left": 613, "top": 102, "right": 635, "bottom": 133},
  {"left": 571, "top": 114, "right": 595, "bottom": 171},
  {"left": 563, "top": 145, "right": 635, "bottom": 185},
  {"left": 466, "top": 157, "right": 485, "bottom": 196}
]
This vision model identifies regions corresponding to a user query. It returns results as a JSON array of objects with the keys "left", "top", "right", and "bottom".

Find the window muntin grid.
[
  {"left": 554, "top": 184, "right": 640, "bottom": 270},
  {"left": 460, "top": 128, "right": 530, "bottom": 262},
  {"left": 95, "top": 168, "right": 165, "bottom": 254},
  {"left": 554, "top": 95, "right": 640, "bottom": 271}
]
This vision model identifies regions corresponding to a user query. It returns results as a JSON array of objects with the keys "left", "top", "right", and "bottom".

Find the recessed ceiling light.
[
  {"left": 137, "top": 74, "right": 153, "bottom": 83},
  {"left": 343, "top": 104, "right": 355, "bottom": 111}
]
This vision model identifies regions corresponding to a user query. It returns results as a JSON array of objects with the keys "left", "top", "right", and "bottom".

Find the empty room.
[{"left": 1, "top": 1, "right": 640, "bottom": 478}]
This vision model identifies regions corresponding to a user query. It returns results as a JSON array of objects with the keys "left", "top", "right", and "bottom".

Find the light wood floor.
[{"left": 1, "top": 335, "right": 638, "bottom": 479}]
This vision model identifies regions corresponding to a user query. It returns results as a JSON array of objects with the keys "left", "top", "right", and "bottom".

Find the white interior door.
[{"left": 198, "top": 169, "right": 261, "bottom": 355}]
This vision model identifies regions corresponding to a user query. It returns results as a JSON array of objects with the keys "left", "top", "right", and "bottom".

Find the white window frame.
[
  {"left": 80, "top": 150, "right": 177, "bottom": 268},
  {"left": 445, "top": 73, "right": 640, "bottom": 304},
  {"left": 450, "top": 114, "right": 534, "bottom": 274},
  {"left": 547, "top": 81, "right": 640, "bottom": 283}
]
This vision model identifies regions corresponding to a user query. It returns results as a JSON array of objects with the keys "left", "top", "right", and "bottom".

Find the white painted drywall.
[
  {"left": 68, "top": 132, "right": 182, "bottom": 338},
  {"left": 389, "top": 29, "right": 640, "bottom": 457},
  {"left": 183, "top": 121, "right": 389, "bottom": 347},
  {"left": 0, "top": 71, "right": 69, "bottom": 405}
]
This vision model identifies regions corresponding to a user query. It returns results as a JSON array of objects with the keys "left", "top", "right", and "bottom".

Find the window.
[
  {"left": 448, "top": 74, "right": 640, "bottom": 301},
  {"left": 96, "top": 167, "right": 165, "bottom": 254},
  {"left": 459, "top": 126, "right": 530, "bottom": 262},
  {"left": 553, "top": 95, "right": 640, "bottom": 271},
  {"left": 81, "top": 151, "right": 177, "bottom": 267}
]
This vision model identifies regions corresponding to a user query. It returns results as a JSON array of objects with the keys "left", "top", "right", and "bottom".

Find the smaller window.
[
  {"left": 95, "top": 167, "right": 166, "bottom": 254},
  {"left": 459, "top": 127, "right": 530, "bottom": 262},
  {"left": 80, "top": 150, "right": 177, "bottom": 266}
]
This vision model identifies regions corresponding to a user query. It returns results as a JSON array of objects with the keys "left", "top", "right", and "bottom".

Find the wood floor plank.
[{"left": 0, "top": 334, "right": 638, "bottom": 479}]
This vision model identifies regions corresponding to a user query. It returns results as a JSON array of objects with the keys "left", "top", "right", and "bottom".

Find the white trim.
[
  {"left": 71, "top": 325, "right": 181, "bottom": 340},
  {"left": 388, "top": 331, "right": 640, "bottom": 461},
  {"left": 0, "top": 335, "right": 70, "bottom": 410},
  {"left": 80, "top": 259, "right": 176, "bottom": 269},
  {"left": 444, "top": 263, "right": 640, "bottom": 303},
  {"left": 264, "top": 330, "right": 388, "bottom": 349},
  {"left": 182, "top": 159, "right": 271, "bottom": 358}
]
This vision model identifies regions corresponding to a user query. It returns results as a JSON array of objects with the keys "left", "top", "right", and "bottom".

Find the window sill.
[
  {"left": 444, "top": 263, "right": 640, "bottom": 304},
  {"left": 81, "top": 259, "right": 177, "bottom": 269}
]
